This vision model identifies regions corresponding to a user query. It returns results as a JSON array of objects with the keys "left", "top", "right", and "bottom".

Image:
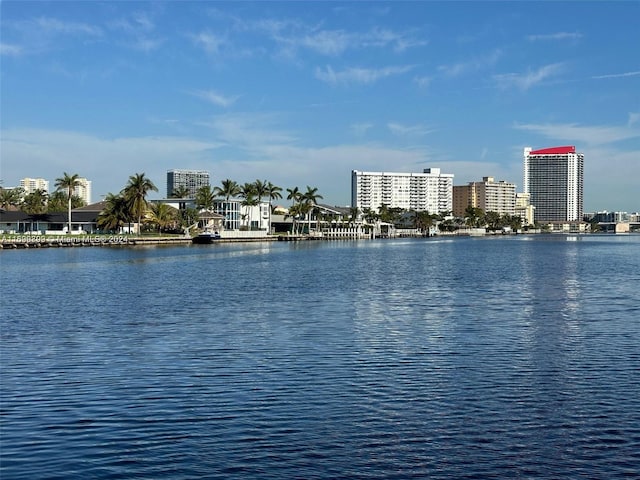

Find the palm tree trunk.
[{"left": 67, "top": 194, "right": 72, "bottom": 234}]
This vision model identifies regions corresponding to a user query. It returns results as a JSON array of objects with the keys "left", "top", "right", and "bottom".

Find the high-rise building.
[
  {"left": 351, "top": 168, "right": 454, "bottom": 214},
  {"left": 166, "top": 169, "right": 210, "bottom": 198},
  {"left": 73, "top": 178, "right": 92, "bottom": 205},
  {"left": 452, "top": 176, "right": 516, "bottom": 217},
  {"left": 523, "top": 146, "right": 584, "bottom": 222},
  {"left": 20, "top": 178, "right": 49, "bottom": 195}
]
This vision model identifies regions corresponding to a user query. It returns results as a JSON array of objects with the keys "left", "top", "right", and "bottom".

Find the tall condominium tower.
[
  {"left": 523, "top": 146, "right": 584, "bottom": 222},
  {"left": 351, "top": 168, "right": 454, "bottom": 214},
  {"left": 166, "top": 169, "right": 210, "bottom": 198}
]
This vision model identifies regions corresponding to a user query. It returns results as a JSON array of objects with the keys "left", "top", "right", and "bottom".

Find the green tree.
[
  {"left": 266, "top": 182, "right": 283, "bottom": 211},
  {"left": 194, "top": 185, "right": 216, "bottom": 210},
  {"left": 122, "top": 173, "right": 158, "bottom": 234},
  {"left": 240, "top": 183, "right": 258, "bottom": 229},
  {"left": 47, "top": 190, "right": 85, "bottom": 213},
  {"left": 253, "top": 179, "right": 268, "bottom": 203},
  {"left": 21, "top": 189, "right": 48, "bottom": 216},
  {"left": 464, "top": 205, "right": 485, "bottom": 228},
  {"left": 286, "top": 186, "right": 302, "bottom": 233},
  {"left": 170, "top": 185, "right": 191, "bottom": 198},
  {"left": 178, "top": 207, "right": 200, "bottom": 230},
  {"left": 0, "top": 187, "right": 24, "bottom": 210},
  {"left": 301, "top": 186, "right": 323, "bottom": 233},
  {"left": 214, "top": 179, "right": 241, "bottom": 230},
  {"left": 214, "top": 179, "right": 240, "bottom": 201},
  {"left": 54, "top": 172, "right": 81, "bottom": 234},
  {"left": 97, "top": 193, "right": 130, "bottom": 232},
  {"left": 485, "top": 211, "right": 502, "bottom": 231},
  {"left": 148, "top": 202, "right": 178, "bottom": 233}
]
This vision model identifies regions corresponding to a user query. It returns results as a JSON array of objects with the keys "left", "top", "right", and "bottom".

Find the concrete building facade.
[
  {"left": 452, "top": 176, "right": 516, "bottom": 217},
  {"left": 166, "top": 169, "right": 210, "bottom": 198},
  {"left": 20, "top": 178, "right": 49, "bottom": 195},
  {"left": 352, "top": 168, "right": 454, "bottom": 215},
  {"left": 524, "top": 146, "right": 584, "bottom": 222},
  {"left": 73, "top": 178, "right": 92, "bottom": 205}
]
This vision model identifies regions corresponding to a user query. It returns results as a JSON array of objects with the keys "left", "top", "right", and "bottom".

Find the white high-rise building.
[
  {"left": 523, "top": 146, "right": 584, "bottom": 222},
  {"left": 351, "top": 168, "right": 454, "bottom": 214},
  {"left": 20, "top": 178, "right": 49, "bottom": 195},
  {"left": 73, "top": 178, "right": 92, "bottom": 205}
]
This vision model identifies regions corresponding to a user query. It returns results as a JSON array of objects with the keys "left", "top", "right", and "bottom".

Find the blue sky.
[{"left": 1, "top": 1, "right": 638, "bottom": 212}]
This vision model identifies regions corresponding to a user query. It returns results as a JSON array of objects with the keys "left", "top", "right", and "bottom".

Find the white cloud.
[
  {"left": 387, "top": 123, "right": 435, "bottom": 137},
  {"left": 514, "top": 121, "right": 640, "bottom": 146},
  {"left": 0, "top": 128, "right": 224, "bottom": 199},
  {"left": 493, "top": 63, "right": 564, "bottom": 90},
  {"left": 188, "top": 89, "right": 240, "bottom": 108},
  {"left": 0, "top": 43, "right": 23, "bottom": 56},
  {"left": 315, "top": 65, "right": 414, "bottom": 85},
  {"left": 592, "top": 71, "right": 640, "bottom": 80},
  {"left": 189, "top": 31, "right": 227, "bottom": 54},
  {"left": 629, "top": 113, "right": 640, "bottom": 126},
  {"left": 34, "top": 17, "right": 103, "bottom": 37},
  {"left": 438, "top": 49, "right": 502, "bottom": 77},
  {"left": 414, "top": 75, "right": 432, "bottom": 89},
  {"left": 527, "top": 32, "right": 583, "bottom": 42},
  {"left": 350, "top": 123, "right": 374, "bottom": 137}
]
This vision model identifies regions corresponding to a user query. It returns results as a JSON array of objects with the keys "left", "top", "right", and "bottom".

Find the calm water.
[{"left": 1, "top": 235, "right": 639, "bottom": 479}]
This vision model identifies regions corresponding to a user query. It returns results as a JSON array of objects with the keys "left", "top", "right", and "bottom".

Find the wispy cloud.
[
  {"left": 33, "top": 17, "right": 103, "bottom": 37},
  {"left": 527, "top": 32, "right": 583, "bottom": 42},
  {"left": 629, "top": 112, "right": 640, "bottom": 126},
  {"left": 0, "top": 43, "right": 23, "bottom": 56},
  {"left": 437, "top": 49, "right": 502, "bottom": 77},
  {"left": 388, "top": 122, "right": 435, "bottom": 137},
  {"left": 350, "top": 123, "right": 374, "bottom": 137},
  {"left": 315, "top": 65, "right": 414, "bottom": 85},
  {"left": 514, "top": 121, "right": 640, "bottom": 146},
  {"left": 109, "top": 10, "right": 164, "bottom": 52},
  {"left": 494, "top": 63, "right": 564, "bottom": 90},
  {"left": 189, "top": 31, "right": 227, "bottom": 55},
  {"left": 188, "top": 89, "right": 240, "bottom": 108},
  {"left": 592, "top": 71, "right": 640, "bottom": 80},
  {"left": 413, "top": 75, "right": 432, "bottom": 89}
]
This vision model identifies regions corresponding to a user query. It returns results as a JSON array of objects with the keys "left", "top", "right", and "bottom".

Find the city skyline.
[{"left": 1, "top": 2, "right": 639, "bottom": 211}]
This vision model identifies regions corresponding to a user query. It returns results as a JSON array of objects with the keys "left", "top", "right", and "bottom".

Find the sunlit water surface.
[{"left": 1, "top": 235, "right": 639, "bottom": 479}]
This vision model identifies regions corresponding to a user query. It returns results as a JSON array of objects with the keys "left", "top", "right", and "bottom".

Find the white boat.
[{"left": 192, "top": 231, "right": 220, "bottom": 244}]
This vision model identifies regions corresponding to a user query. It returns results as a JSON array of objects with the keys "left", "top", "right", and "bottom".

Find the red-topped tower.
[{"left": 523, "top": 146, "right": 584, "bottom": 223}]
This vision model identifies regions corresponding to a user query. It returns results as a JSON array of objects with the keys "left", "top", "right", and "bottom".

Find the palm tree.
[
  {"left": 286, "top": 187, "right": 301, "bottom": 233},
  {"left": 97, "top": 193, "right": 130, "bottom": 232},
  {"left": 214, "top": 179, "right": 240, "bottom": 230},
  {"left": 148, "top": 203, "right": 178, "bottom": 233},
  {"left": 0, "top": 187, "right": 23, "bottom": 211},
  {"left": 239, "top": 183, "right": 258, "bottom": 230},
  {"left": 301, "top": 186, "right": 323, "bottom": 233},
  {"left": 122, "top": 173, "right": 158, "bottom": 234},
  {"left": 253, "top": 179, "right": 269, "bottom": 203},
  {"left": 171, "top": 185, "right": 191, "bottom": 199},
  {"left": 214, "top": 179, "right": 240, "bottom": 201},
  {"left": 194, "top": 185, "right": 216, "bottom": 211},
  {"left": 55, "top": 172, "right": 81, "bottom": 234},
  {"left": 266, "top": 182, "right": 283, "bottom": 211},
  {"left": 241, "top": 193, "right": 259, "bottom": 230},
  {"left": 21, "top": 189, "right": 48, "bottom": 216}
]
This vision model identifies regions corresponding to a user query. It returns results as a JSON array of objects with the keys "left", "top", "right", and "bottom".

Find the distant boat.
[{"left": 192, "top": 231, "right": 220, "bottom": 244}]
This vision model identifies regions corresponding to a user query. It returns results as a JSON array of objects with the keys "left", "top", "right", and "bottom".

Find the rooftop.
[{"left": 529, "top": 146, "right": 576, "bottom": 155}]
